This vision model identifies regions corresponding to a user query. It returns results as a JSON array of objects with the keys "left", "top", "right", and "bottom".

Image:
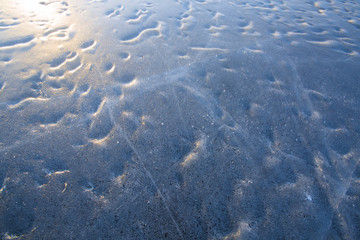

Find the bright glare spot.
[{"left": 13, "top": 0, "right": 68, "bottom": 22}]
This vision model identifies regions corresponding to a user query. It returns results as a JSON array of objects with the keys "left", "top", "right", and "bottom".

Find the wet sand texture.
[{"left": 0, "top": 0, "right": 360, "bottom": 239}]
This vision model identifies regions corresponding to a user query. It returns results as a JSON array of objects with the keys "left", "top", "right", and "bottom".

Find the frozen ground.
[{"left": 0, "top": 0, "right": 359, "bottom": 239}]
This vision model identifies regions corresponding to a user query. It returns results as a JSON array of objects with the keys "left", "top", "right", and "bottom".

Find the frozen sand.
[{"left": 0, "top": 0, "right": 359, "bottom": 239}]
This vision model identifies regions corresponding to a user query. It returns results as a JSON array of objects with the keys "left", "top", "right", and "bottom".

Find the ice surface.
[{"left": 0, "top": 0, "right": 359, "bottom": 239}]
